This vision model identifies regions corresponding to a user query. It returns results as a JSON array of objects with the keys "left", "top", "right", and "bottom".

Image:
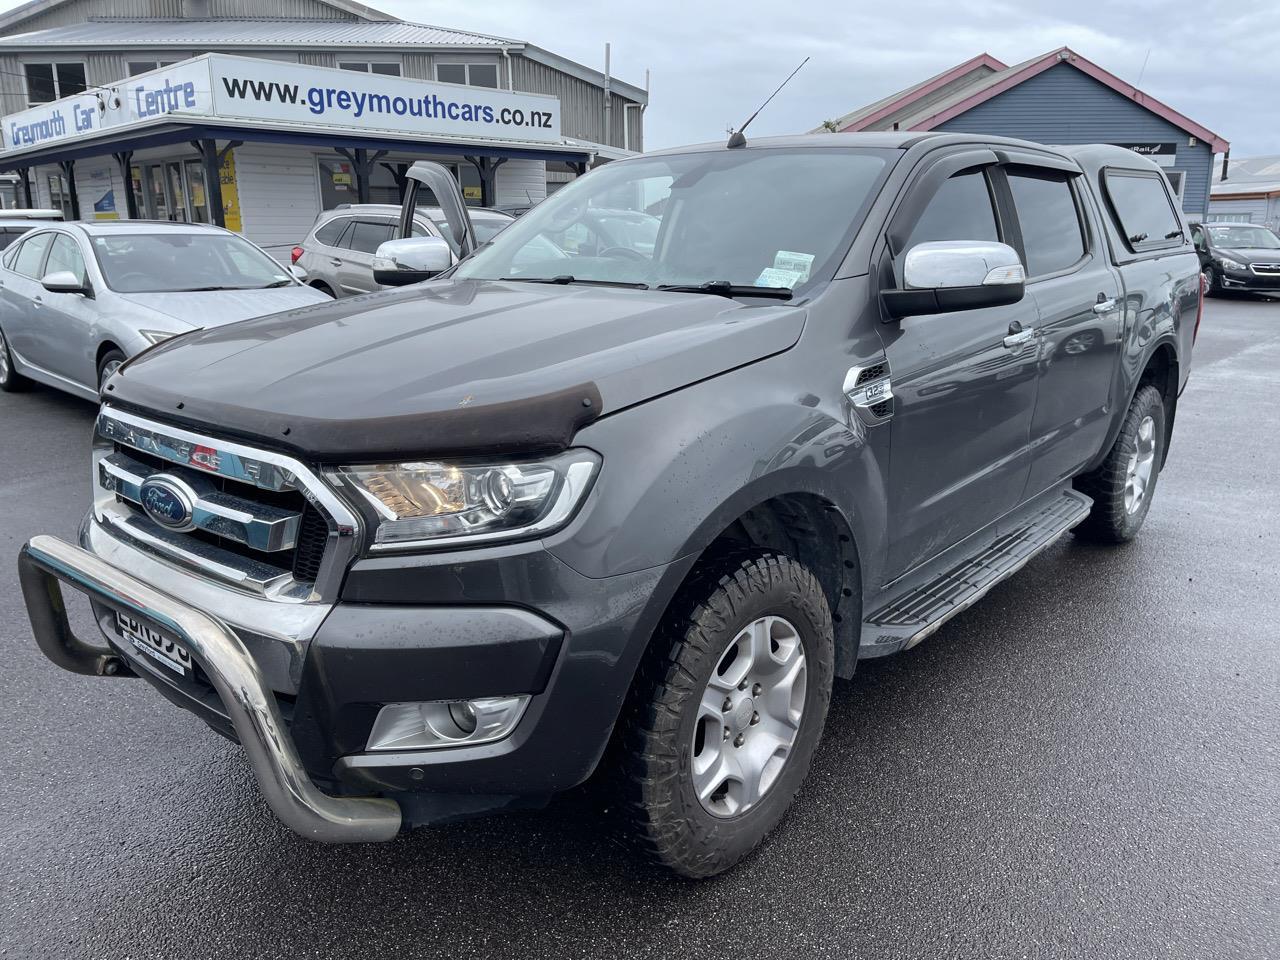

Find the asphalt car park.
[{"left": 0, "top": 296, "right": 1276, "bottom": 959}]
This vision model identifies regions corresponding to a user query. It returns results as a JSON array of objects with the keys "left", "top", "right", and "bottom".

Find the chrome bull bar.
[{"left": 18, "top": 534, "right": 402, "bottom": 843}]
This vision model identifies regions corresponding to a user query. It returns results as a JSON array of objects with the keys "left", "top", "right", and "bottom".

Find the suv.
[
  {"left": 19, "top": 133, "right": 1200, "bottom": 878},
  {"left": 294, "top": 204, "right": 514, "bottom": 297},
  {"left": 1190, "top": 220, "right": 1280, "bottom": 297}
]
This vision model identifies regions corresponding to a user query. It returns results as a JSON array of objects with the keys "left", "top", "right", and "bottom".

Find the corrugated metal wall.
[
  {"left": 1206, "top": 197, "right": 1269, "bottom": 223},
  {"left": 297, "top": 51, "right": 337, "bottom": 68},
  {"left": 510, "top": 55, "right": 641, "bottom": 150},
  {"left": 0, "top": 53, "right": 25, "bottom": 116},
  {"left": 935, "top": 63, "right": 1215, "bottom": 217},
  {"left": 496, "top": 158, "right": 546, "bottom": 207},
  {"left": 0, "top": 0, "right": 355, "bottom": 36}
]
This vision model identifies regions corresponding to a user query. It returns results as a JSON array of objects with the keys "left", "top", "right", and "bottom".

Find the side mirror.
[
  {"left": 41, "top": 270, "right": 90, "bottom": 296},
  {"left": 372, "top": 236, "right": 453, "bottom": 287},
  {"left": 882, "top": 240, "right": 1025, "bottom": 320},
  {"left": 287, "top": 264, "right": 307, "bottom": 281}
]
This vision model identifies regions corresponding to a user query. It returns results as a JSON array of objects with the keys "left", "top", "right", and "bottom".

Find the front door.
[
  {"left": 1005, "top": 166, "right": 1123, "bottom": 495},
  {"left": 35, "top": 232, "right": 97, "bottom": 386},
  {"left": 0, "top": 230, "right": 56, "bottom": 370},
  {"left": 878, "top": 165, "right": 1040, "bottom": 580},
  {"left": 165, "top": 162, "right": 189, "bottom": 222}
]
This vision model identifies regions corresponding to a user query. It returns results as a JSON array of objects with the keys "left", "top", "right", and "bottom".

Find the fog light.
[{"left": 366, "top": 696, "right": 529, "bottom": 751}]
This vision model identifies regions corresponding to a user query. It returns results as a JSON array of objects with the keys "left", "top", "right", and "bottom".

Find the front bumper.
[
  {"left": 18, "top": 534, "right": 401, "bottom": 843},
  {"left": 1219, "top": 267, "right": 1280, "bottom": 292}
]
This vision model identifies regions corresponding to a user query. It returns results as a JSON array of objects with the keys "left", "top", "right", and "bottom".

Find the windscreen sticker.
[
  {"left": 756, "top": 266, "right": 806, "bottom": 288},
  {"left": 773, "top": 250, "right": 815, "bottom": 281}
]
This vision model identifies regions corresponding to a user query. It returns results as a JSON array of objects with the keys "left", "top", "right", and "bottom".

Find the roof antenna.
[{"left": 727, "top": 57, "right": 810, "bottom": 149}]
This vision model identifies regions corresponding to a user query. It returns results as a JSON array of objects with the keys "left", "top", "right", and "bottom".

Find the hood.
[
  {"left": 1218, "top": 247, "right": 1280, "bottom": 264},
  {"left": 109, "top": 279, "right": 807, "bottom": 460},
  {"left": 118, "top": 285, "right": 333, "bottom": 327}
]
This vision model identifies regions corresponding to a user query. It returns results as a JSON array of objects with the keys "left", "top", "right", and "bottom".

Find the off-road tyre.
[
  {"left": 1073, "top": 384, "right": 1166, "bottom": 543},
  {"left": 620, "top": 551, "right": 835, "bottom": 878}
]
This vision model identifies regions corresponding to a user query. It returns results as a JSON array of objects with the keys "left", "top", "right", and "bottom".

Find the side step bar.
[
  {"left": 18, "top": 534, "right": 402, "bottom": 843},
  {"left": 860, "top": 487, "right": 1093, "bottom": 658}
]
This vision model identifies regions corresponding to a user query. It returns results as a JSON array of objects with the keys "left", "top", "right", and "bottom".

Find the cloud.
[{"left": 387, "top": 0, "right": 1280, "bottom": 156}]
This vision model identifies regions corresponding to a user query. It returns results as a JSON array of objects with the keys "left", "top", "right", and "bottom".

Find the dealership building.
[
  {"left": 819, "top": 47, "right": 1227, "bottom": 218},
  {"left": 0, "top": 0, "right": 648, "bottom": 260}
]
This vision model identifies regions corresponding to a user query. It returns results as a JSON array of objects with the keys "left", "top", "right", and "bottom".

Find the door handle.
[
  {"left": 1003, "top": 326, "right": 1034, "bottom": 349},
  {"left": 1093, "top": 298, "right": 1118, "bottom": 314},
  {"left": 329, "top": 258, "right": 343, "bottom": 266}
]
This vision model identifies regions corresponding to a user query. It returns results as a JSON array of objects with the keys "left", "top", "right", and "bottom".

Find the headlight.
[
  {"left": 138, "top": 329, "right": 176, "bottom": 345},
  {"left": 1218, "top": 257, "right": 1247, "bottom": 272},
  {"left": 330, "top": 449, "right": 600, "bottom": 550}
]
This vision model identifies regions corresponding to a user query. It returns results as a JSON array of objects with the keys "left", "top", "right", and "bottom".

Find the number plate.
[{"left": 115, "top": 610, "right": 193, "bottom": 677}]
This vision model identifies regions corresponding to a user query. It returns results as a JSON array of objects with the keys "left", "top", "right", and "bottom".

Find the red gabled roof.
[
  {"left": 830, "top": 47, "right": 1229, "bottom": 154},
  {"left": 904, "top": 47, "right": 1229, "bottom": 153},
  {"left": 833, "top": 53, "right": 1007, "bottom": 133}
]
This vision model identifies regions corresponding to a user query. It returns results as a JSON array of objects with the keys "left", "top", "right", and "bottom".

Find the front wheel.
[
  {"left": 97, "top": 349, "right": 127, "bottom": 391},
  {"left": 1204, "top": 266, "right": 1221, "bottom": 298},
  {"left": 1073, "top": 384, "right": 1166, "bottom": 543},
  {"left": 621, "top": 552, "right": 835, "bottom": 878}
]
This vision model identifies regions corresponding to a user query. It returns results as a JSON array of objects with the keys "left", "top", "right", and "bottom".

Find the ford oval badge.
[{"left": 139, "top": 475, "right": 196, "bottom": 532}]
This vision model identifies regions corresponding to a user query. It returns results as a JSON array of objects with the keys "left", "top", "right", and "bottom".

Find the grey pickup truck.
[{"left": 19, "top": 132, "right": 1201, "bottom": 878}]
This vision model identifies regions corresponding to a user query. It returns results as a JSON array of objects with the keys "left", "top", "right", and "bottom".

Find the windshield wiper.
[
  {"left": 657, "top": 280, "right": 793, "bottom": 300},
  {"left": 258, "top": 279, "right": 294, "bottom": 288},
  {"left": 174, "top": 285, "right": 249, "bottom": 292},
  {"left": 497, "top": 275, "right": 649, "bottom": 289}
]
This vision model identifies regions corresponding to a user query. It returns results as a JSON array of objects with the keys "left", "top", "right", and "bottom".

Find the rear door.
[
  {"left": 1003, "top": 164, "right": 1123, "bottom": 496},
  {"left": 337, "top": 217, "right": 395, "bottom": 295},
  {"left": 878, "top": 159, "right": 1041, "bottom": 579},
  {"left": 0, "top": 230, "right": 55, "bottom": 368}
]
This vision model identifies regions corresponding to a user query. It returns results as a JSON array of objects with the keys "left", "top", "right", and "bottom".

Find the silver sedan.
[{"left": 0, "top": 221, "right": 332, "bottom": 400}]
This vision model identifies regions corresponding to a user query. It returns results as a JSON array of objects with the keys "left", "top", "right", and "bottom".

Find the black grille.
[
  {"left": 870, "top": 399, "right": 893, "bottom": 419},
  {"left": 856, "top": 362, "right": 888, "bottom": 386},
  {"left": 291, "top": 505, "right": 330, "bottom": 583}
]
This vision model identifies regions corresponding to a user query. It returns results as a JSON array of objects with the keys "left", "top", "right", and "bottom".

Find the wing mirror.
[
  {"left": 882, "top": 241, "right": 1025, "bottom": 320},
  {"left": 41, "top": 270, "right": 91, "bottom": 296},
  {"left": 372, "top": 237, "right": 454, "bottom": 287}
]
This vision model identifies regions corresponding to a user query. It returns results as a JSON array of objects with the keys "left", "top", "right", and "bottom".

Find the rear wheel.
[
  {"left": 621, "top": 552, "right": 835, "bottom": 878},
  {"left": 0, "top": 327, "right": 29, "bottom": 392},
  {"left": 1073, "top": 384, "right": 1166, "bottom": 543},
  {"left": 97, "top": 349, "right": 126, "bottom": 392},
  {"left": 310, "top": 281, "right": 337, "bottom": 298}
]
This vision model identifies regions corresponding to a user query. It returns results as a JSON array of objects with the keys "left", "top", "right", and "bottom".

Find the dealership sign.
[
  {"left": 1113, "top": 142, "right": 1178, "bottom": 167},
  {"left": 2, "top": 54, "right": 562, "bottom": 154}
]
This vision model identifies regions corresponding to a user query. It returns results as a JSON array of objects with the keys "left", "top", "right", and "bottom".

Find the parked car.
[
  {"left": 0, "top": 221, "right": 331, "bottom": 399},
  {"left": 19, "top": 135, "right": 1200, "bottom": 879},
  {"left": 1190, "top": 221, "right": 1280, "bottom": 297},
  {"left": 293, "top": 203, "right": 514, "bottom": 297},
  {"left": 0, "top": 217, "right": 46, "bottom": 250}
]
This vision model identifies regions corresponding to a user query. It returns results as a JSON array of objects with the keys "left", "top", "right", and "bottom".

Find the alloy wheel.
[
  {"left": 691, "top": 615, "right": 808, "bottom": 818},
  {"left": 1124, "top": 415, "right": 1157, "bottom": 514}
]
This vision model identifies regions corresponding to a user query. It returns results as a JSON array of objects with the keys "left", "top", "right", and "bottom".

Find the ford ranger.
[{"left": 18, "top": 132, "right": 1201, "bottom": 878}]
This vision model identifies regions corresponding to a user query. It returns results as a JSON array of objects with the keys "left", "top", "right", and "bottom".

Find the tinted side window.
[
  {"left": 1104, "top": 171, "right": 1182, "bottom": 250},
  {"left": 907, "top": 170, "right": 999, "bottom": 248},
  {"left": 12, "top": 232, "right": 53, "bottom": 278},
  {"left": 45, "top": 233, "right": 87, "bottom": 284},
  {"left": 314, "top": 218, "right": 349, "bottom": 247},
  {"left": 1008, "top": 170, "right": 1086, "bottom": 277},
  {"left": 1190, "top": 224, "right": 1206, "bottom": 250},
  {"left": 348, "top": 219, "right": 394, "bottom": 254}
]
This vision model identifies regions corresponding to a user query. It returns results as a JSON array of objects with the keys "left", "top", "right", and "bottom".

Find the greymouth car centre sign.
[{"left": 1, "top": 53, "right": 563, "bottom": 155}]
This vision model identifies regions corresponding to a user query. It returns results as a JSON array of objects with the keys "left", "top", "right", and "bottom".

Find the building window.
[
  {"left": 127, "top": 60, "right": 179, "bottom": 77},
  {"left": 338, "top": 61, "right": 401, "bottom": 76},
  {"left": 24, "top": 62, "right": 87, "bottom": 105},
  {"left": 435, "top": 62, "right": 499, "bottom": 89}
]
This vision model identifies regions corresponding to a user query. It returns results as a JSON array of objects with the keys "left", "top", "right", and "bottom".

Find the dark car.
[
  {"left": 1190, "top": 221, "right": 1280, "bottom": 297},
  {"left": 19, "top": 134, "right": 1200, "bottom": 878}
]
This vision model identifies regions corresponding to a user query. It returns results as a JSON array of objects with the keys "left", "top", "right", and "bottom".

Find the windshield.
[
  {"left": 472, "top": 216, "right": 514, "bottom": 244},
  {"left": 454, "top": 147, "right": 893, "bottom": 293},
  {"left": 90, "top": 233, "right": 293, "bottom": 293},
  {"left": 1207, "top": 224, "right": 1280, "bottom": 249}
]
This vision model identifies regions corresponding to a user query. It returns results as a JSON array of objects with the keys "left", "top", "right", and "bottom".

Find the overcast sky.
[
  {"left": 2, "top": 0, "right": 1274, "bottom": 158},
  {"left": 391, "top": 0, "right": 1278, "bottom": 158}
]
